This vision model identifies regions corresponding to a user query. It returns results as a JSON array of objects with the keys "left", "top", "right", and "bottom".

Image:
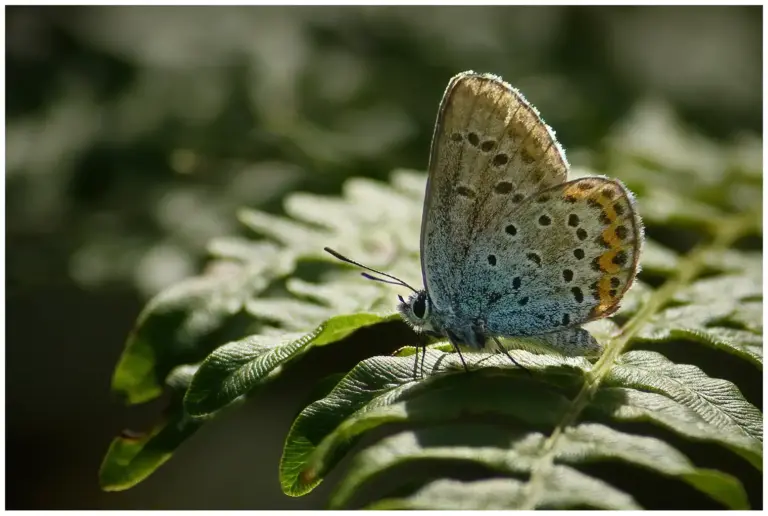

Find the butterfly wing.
[
  {"left": 421, "top": 72, "right": 569, "bottom": 310},
  {"left": 461, "top": 176, "right": 643, "bottom": 337}
]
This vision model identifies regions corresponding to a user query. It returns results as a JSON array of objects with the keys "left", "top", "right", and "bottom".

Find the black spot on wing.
[
  {"left": 495, "top": 181, "right": 514, "bottom": 194},
  {"left": 480, "top": 140, "right": 496, "bottom": 152},
  {"left": 526, "top": 252, "right": 541, "bottom": 267},
  {"left": 492, "top": 154, "right": 509, "bottom": 167},
  {"left": 456, "top": 185, "right": 476, "bottom": 198}
]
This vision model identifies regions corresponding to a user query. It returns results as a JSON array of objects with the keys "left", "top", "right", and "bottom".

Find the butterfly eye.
[{"left": 412, "top": 293, "right": 428, "bottom": 319}]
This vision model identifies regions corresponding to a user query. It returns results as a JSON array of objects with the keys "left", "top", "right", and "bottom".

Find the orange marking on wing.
[
  {"left": 586, "top": 183, "right": 637, "bottom": 319},
  {"left": 566, "top": 184, "right": 634, "bottom": 301},
  {"left": 596, "top": 276, "right": 615, "bottom": 313},
  {"left": 597, "top": 194, "right": 621, "bottom": 249},
  {"left": 594, "top": 191, "right": 629, "bottom": 274},
  {"left": 598, "top": 250, "right": 621, "bottom": 274},
  {"left": 598, "top": 196, "right": 618, "bottom": 224},
  {"left": 602, "top": 226, "right": 621, "bottom": 249},
  {"left": 563, "top": 184, "right": 591, "bottom": 201}
]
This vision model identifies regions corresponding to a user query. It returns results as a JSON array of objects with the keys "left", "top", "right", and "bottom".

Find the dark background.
[{"left": 6, "top": 5, "right": 762, "bottom": 509}]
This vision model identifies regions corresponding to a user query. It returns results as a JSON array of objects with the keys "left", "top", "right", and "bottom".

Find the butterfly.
[{"left": 326, "top": 71, "right": 644, "bottom": 372}]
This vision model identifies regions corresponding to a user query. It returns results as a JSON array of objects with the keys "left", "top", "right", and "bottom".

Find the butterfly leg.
[
  {"left": 412, "top": 333, "right": 429, "bottom": 380},
  {"left": 491, "top": 336, "right": 531, "bottom": 375},
  {"left": 412, "top": 339, "right": 421, "bottom": 380},
  {"left": 445, "top": 333, "right": 470, "bottom": 373}
]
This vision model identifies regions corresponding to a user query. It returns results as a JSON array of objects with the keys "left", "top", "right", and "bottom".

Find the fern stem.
[{"left": 518, "top": 211, "right": 756, "bottom": 510}]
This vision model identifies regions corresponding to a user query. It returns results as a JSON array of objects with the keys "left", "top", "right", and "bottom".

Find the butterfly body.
[
  {"left": 328, "top": 71, "right": 643, "bottom": 362},
  {"left": 398, "top": 72, "right": 643, "bottom": 357}
]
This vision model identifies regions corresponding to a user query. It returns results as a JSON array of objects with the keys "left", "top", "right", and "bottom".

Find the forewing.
[
  {"left": 459, "top": 177, "right": 644, "bottom": 337},
  {"left": 420, "top": 72, "right": 569, "bottom": 309}
]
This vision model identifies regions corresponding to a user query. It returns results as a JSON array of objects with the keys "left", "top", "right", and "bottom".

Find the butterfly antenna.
[
  {"left": 324, "top": 247, "right": 418, "bottom": 293},
  {"left": 361, "top": 273, "right": 407, "bottom": 288},
  {"left": 492, "top": 336, "right": 531, "bottom": 375}
]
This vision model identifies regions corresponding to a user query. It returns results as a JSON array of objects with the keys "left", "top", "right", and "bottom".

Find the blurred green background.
[{"left": 6, "top": 5, "right": 761, "bottom": 509}]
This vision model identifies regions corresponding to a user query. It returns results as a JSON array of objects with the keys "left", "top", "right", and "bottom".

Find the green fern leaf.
[
  {"left": 278, "top": 350, "right": 756, "bottom": 508},
  {"left": 100, "top": 364, "right": 203, "bottom": 491},
  {"left": 101, "top": 99, "right": 761, "bottom": 509},
  {"left": 330, "top": 423, "right": 747, "bottom": 509},
  {"left": 369, "top": 476, "right": 641, "bottom": 510},
  {"left": 183, "top": 313, "right": 395, "bottom": 418}
]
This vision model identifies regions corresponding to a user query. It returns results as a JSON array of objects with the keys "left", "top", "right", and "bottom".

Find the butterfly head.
[
  {"left": 397, "top": 290, "right": 433, "bottom": 330},
  {"left": 323, "top": 247, "right": 434, "bottom": 327},
  {"left": 323, "top": 247, "right": 442, "bottom": 334}
]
